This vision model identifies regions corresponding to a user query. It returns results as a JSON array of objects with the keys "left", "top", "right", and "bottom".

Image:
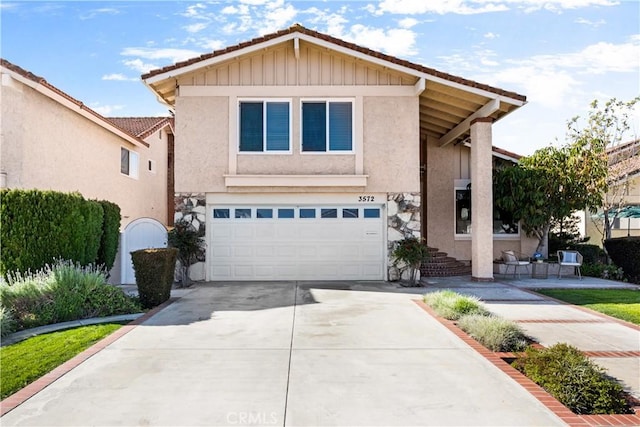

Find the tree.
[
  {"left": 167, "top": 219, "right": 205, "bottom": 288},
  {"left": 494, "top": 138, "right": 607, "bottom": 255},
  {"left": 569, "top": 97, "right": 640, "bottom": 244}
]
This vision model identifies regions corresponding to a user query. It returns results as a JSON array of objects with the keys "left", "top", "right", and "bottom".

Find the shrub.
[
  {"left": 0, "top": 306, "right": 16, "bottom": 337},
  {"left": 457, "top": 314, "right": 528, "bottom": 352},
  {"left": 605, "top": 237, "right": 640, "bottom": 284},
  {"left": 581, "top": 263, "right": 625, "bottom": 281},
  {"left": 0, "top": 260, "right": 140, "bottom": 332},
  {"left": 131, "top": 248, "right": 178, "bottom": 309},
  {"left": 96, "top": 200, "right": 121, "bottom": 272},
  {"left": 512, "top": 343, "right": 633, "bottom": 414},
  {"left": 168, "top": 219, "right": 205, "bottom": 288},
  {"left": 423, "top": 290, "right": 489, "bottom": 320},
  {"left": 392, "top": 237, "right": 430, "bottom": 286},
  {"left": 567, "top": 244, "right": 606, "bottom": 265},
  {"left": 0, "top": 189, "right": 106, "bottom": 278}
]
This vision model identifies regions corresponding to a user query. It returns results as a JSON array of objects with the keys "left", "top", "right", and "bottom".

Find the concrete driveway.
[{"left": 1, "top": 281, "right": 565, "bottom": 426}]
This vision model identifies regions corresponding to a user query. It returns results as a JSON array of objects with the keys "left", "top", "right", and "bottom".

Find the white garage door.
[{"left": 209, "top": 205, "right": 384, "bottom": 280}]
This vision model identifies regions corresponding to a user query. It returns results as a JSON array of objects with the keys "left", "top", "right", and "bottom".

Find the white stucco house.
[{"left": 142, "top": 24, "right": 537, "bottom": 282}]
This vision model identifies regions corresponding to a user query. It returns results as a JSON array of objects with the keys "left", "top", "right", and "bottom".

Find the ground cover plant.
[
  {"left": 423, "top": 290, "right": 489, "bottom": 320},
  {"left": 0, "top": 323, "right": 122, "bottom": 399},
  {"left": 456, "top": 314, "right": 528, "bottom": 352},
  {"left": 0, "top": 260, "right": 141, "bottom": 336},
  {"left": 512, "top": 343, "right": 633, "bottom": 414},
  {"left": 536, "top": 289, "right": 640, "bottom": 325}
]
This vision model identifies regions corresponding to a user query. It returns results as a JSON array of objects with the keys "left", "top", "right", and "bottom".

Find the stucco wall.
[
  {"left": 424, "top": 136, "right": 538, "bottom": 261},
  {"left": 174, "top": 96, "right": 229, "bottom": 193},
  {"left": 0, "top": 76, "right": 167, "bottom": 228}
]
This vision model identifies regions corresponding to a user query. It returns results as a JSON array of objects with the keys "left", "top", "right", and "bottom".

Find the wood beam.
[{"left": 438, "top": 98, "right": 500, "bottom": 147}]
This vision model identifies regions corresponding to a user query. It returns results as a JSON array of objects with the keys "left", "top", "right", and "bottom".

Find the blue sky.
[{"left": 2, "top": 0, "right": 638, "bottom": 155}]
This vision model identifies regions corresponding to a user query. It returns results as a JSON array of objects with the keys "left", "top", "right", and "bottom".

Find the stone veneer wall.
[
  {"left": 387, "top": 192, "right": 421, "bottom": 281},
  {"left": 174, "top": 193, "right": 206, "bottom": 281}
]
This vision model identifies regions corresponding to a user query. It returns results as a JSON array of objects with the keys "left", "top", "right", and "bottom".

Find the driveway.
[{"left": 1, "top": 281, "right": 565, "bottom": 426}]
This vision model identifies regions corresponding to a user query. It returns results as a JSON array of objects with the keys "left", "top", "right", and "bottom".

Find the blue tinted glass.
[
  {"left": 364, "top": 208, "right": 380, "bottom": 218},
  {"left": 214, "top": 209, "right": 230, "bottom": 218},
  {"left": 321, "top": 208, "right": 337, "bottom": 218},
  {"left": 278, "top": 208, "right": 295, "bottom": 219},
  {"left": 257, "top": 208, "right": 273, "bottom": 218},
  {"left": 300, "top": 208, "right": 316, "bottom": 218},
  {"left": 343, "top": 208, "right": 358, "bottom": 218},
  {"left": 239, "top": 102, "right": 263, "bottom": 152},
  {"left": 235, "top": 209, "right": 251, "bottom": 219},
  {"left": 302, "top": 102, "right": 326, "bottom": 152},
  {"left": 329, "top": 102, "right": 352, "bottom": 151},
  {"left": 266, "top": 102, "right": 289, "bottom": 151}
]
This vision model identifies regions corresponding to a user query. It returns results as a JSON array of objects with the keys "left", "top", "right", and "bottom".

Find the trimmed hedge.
[
  {"left": 605, "top": 237, "right": 640, "bottom": 284},
  {"left": 131, "top": 248, "right": 178, "bottom": 309},
  {"left": 0, "top": 189, "right": 106, "bottom": 278},
  {"left": 96, "top": 200, "right": 121, "bottom": 272},
  {"left": 566, "top": 244, "right": 606, "bottom": 265}
]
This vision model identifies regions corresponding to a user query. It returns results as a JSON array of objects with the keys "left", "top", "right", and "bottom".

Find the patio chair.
[
  {"left": 501, "top": 250, "right": 531, "bottom": 279},
  {"left": 557, "top": 250, "right": 583, "bottom": 280}
]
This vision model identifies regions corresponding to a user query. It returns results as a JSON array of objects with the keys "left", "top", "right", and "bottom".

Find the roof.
[
  {"left": 492, "top": 146, "right": 522, "bottom": 162},
  {"left": 108, "top": 117, "right": 174, "bottom": 139},
  {"left": 1, "top": 58, "right": 148, "bottom": 148},
  {"left": 608, "top": 139, "right": 640, "bottom": 180},
  {"left": 142, "top": 24, "right": 527, "bottom": 146}
]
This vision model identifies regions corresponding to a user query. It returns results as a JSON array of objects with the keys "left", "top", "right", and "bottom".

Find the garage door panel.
[{"left": 209, "top": 205, "right": 385, "bottom": 280}]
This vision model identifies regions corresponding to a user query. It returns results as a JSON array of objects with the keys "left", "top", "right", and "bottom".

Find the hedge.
[
  {"left": 604, "top": 237, "right": 640, "bottom": 284},
  {"left": 0, "top": 189, "right": 123, "bottom": 278},
  {"left": 96, "top": 200, "right": 121, "bottom": 271},
  {"left": 131, "top": 248, "right": 178, "bottom": 309}
]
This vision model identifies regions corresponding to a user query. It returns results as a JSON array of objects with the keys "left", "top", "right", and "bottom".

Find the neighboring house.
[
  {"left": 142, "top": 24, "right": 536, "bottom": 282},
  {"left": 585, "top": 139, "right": 640, "bottom": 244},
  {"left": 0, "top": 58, "right": 174, "bottom": 282}
]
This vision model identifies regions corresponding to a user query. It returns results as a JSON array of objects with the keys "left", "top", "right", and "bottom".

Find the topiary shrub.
[
  {"left": 131, "top": 248, "right": 178, "bottom": 309},
  {"left": 96, "top": 200, "right": 121, "bottom": 272},
  {"left": 605, "top": 237, "right": 640, "bottom": 284},
  {"left": 457, "top": 314, "right": 528, "bottom": 352},
  {"left": 512, "top": 343, "right": 633, "bottom": 414},
  {"left": 168, "top": 219, "right": 205, "bottom": 288}
]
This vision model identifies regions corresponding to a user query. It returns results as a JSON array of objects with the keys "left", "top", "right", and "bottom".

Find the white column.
[{"left": 470, "top": 118, "right": 494, "bottom": 281}]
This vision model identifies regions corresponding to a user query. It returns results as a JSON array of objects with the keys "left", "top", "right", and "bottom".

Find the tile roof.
[
  {"left": 108, "top": 117, "right": 173, "bottom": 139},
  {"left": 1, "top": 58, "right": 148, "bottom": 147},
  {"left": 492, "top": 146, "right": 522, "bottom": 161},
  {"left": 608, "top": 139, "right": 640, "bottom": 180},
  {"left": 141, "top": 24, "right": 526, "bottom": 103}
]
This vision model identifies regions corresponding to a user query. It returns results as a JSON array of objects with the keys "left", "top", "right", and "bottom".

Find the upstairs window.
[
  {"left": 301, "top": 100, "right": 353, "bottom": 152},
  {"left": 121, "top": 147, "right": 139, "bottom": 179},
  {"left": 239, "top": 100, "right": 290, "bottom": 153}
]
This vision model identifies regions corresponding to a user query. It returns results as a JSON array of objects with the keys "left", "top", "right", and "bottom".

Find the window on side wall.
[
  {"left": 455, "top": 184, "right": 519, "bottom": 237},
  {"left": 301, "top": 100, "right": 353, "bottom": 153},
  {"left": 239, "top": 100, "right": 291, "bottom": 153},
  {"left": 121, "top": 147, "right": 139, "bottom": 179}
]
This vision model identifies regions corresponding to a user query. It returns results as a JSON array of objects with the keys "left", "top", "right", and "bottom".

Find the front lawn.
[
  {"left": 0, "top": 323, "right": 122, "bottom": 399},
  {"left": 536, "top": 289, "right": 640, "bottom": 325}
]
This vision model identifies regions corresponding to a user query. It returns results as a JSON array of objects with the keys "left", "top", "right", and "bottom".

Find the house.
[
  {"left": 0, "top": 58, "right": 174, "bottom": 282},
  {"left": 585, "top": 139, "right": 640, "bottom": 244},
  {"left": 142, "top": 24, "right": 537, "bottom": 282}
]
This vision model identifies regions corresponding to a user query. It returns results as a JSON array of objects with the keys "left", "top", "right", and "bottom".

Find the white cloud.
[
  {"left": 184, "top": 22, "right": 208, "bottom": 33},
  {"left": 122, "top": 59, "right": 159, "bottom": 74},
  {"left": 398, "top": 17, "right": 418, "bottom": 28},
  {"left": 181, "top": 3, "right": 207, "bottom": 18},
  {"left": 374, "top": 0, "right": 617, "bottom": 15},
  {"left": 574, "top": 17, "right": 606, "bottom": 27},
  {"left": 80, "top": 7, "right": 119, "bottom": 20},
  {"left": 121, "top": 47, "right": 201, "bottom": 62},
  {"left": 484, "top": 32, "right": 499, "bottom": 39},
  {"left": 198, "top": 39, "right": 226, "bottom": 51},
  {"left": 257, "top": 3, "right": 298, "bottom": 34},
  {"left": 91, "top": 103, "right": 125, "bottom": 115},
  {"left": 337, "top": 24, "right": 418, "bottom": 57},
  {"left": 102, "top": 73, "right": 137, "bottom": 82}
]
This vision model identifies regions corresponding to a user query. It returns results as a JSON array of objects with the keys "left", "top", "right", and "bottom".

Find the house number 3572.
[{"left": 358, "top": 196, "right": 375, "bottom": 202}]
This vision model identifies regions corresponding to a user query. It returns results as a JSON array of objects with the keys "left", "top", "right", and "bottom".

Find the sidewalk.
[{"left": 422, "top": 275, "right": 640, "bottom": 402}]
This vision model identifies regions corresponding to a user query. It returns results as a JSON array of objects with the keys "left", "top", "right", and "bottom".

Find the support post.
[{"left": 470, "top": 118, "right": 494, "bottom": 281}]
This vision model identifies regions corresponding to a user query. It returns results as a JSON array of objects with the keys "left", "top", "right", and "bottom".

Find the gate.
[{"left": 120, "top": 218, "right": 168, "bottom": 284}]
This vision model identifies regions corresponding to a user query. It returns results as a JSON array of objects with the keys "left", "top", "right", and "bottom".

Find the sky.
[{"left": 1, "top": 0, "right": 639, "bottom": 156}]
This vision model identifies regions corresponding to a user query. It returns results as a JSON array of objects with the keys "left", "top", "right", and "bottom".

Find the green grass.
[
  {"left": 537, "top": 289, "right": 640, "bottom": 325},
  {"left": 423, "top": 290, "right": 490, "bottom": 320},
  {"left": 0, "top": 323, "right": 122, "bottom": 399}
]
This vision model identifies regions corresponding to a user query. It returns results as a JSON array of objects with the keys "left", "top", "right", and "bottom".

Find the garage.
[{"left": 208, "top": 205, "right": 385, "bottom": 280}]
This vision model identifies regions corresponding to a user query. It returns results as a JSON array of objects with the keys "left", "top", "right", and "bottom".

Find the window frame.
[
  {"left": 300, "top": 98, "right": 355, "bottom": 154},
  {"left": 238, "top": 98, "right": 292, "bottom": 154},
  {"left": 120, "top": 147, "right": 139, "bottom": 179}
]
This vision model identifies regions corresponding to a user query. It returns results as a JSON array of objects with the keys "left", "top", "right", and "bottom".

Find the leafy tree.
[
  {"left": 167, "top": 219, "right": 205, "bottom": 288},
  {"left": 549, "top": 214, "right": 589, "bottom": 255},
  {"left": 495, "top": 138, "right": 607, "bottom": 255},
  {"left": 569, "top": 97, "right": 640, "bottom": 244}
]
